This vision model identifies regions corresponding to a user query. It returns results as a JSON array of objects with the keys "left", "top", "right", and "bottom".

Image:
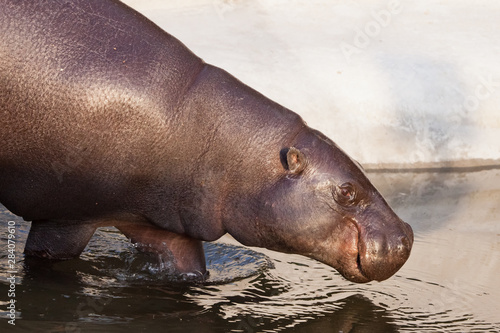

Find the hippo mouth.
[
  {"left": 316, "top": 218, "right": 413, "bottom": 283},
  {"left": 324, "top": 255, "right": 372, "bottom": 283},
  {"left": 334, "top": 223, "right": 372, "bottom": 283},
  {"left": 312, "top": 220, "right": 370, "bottom": 283},
  {"left": 342, "top": 252, "right": 371, "bottom": 283},
  {"left": 350, "top": 225, "right": 375, "bottom": 283}
]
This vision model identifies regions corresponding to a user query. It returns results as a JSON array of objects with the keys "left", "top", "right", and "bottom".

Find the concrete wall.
[{"left": 123, "top": 0, "right": 500, "bottom": 169}]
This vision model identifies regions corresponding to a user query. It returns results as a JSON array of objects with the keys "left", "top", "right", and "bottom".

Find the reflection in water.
[
  {"left": 1, "top": 169, "right": 500, "bottom": 332},
  {"left": 294, "top": 294, "right": 399, "bottom": 333}
]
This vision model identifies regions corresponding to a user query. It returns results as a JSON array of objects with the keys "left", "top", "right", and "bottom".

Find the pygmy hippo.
[{"left": 0, "top": 0, "right": 413, "bottom": 283}]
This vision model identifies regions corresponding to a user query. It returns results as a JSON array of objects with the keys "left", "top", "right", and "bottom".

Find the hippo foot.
[
  {"left": 117, "top": 224, "right": 207, "bottom": 281},
  {"left": 24, "top": 220, "right": 97, "bottom": 259}
]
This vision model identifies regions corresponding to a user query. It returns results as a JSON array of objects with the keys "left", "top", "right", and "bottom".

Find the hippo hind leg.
[
  {"left": 117, "top": 224, "right": 207, "bottom": 281},
  {"left": 24, "top": 220, "right": 97, "bottom": 259}
]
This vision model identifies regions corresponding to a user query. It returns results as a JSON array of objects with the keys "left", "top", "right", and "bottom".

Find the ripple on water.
[
  {"left": 181, "top": 231, "right": 499, "bottom": 332},
  {"left": 77, "top": 227, "right": 273, "bottom": 286}
]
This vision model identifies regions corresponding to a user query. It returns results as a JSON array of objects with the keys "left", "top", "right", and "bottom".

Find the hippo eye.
[{"left": 334, "top": 182, "right": 357, "bottom": 206}]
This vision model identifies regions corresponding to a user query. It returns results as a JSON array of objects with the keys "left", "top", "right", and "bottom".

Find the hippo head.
[{"left": 228, "top": 130, "right": 413, "bottom": 283}]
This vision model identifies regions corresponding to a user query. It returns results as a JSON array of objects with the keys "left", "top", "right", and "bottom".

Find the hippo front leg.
[
  {"left": 117, "top": 225, "right": 207, "bottom": 281},
  {"left": 24, "top": 220, "right": 97, "bottom": 259}
]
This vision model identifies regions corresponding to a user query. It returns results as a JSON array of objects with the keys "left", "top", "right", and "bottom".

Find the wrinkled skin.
[
  {"left": 0, "top": 0, "right": 413, "bottom": 283},
  {"left": 235, "top": 131, "right": 414, "bottom": 283}
]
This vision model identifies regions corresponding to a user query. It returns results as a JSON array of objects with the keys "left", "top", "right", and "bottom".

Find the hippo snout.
[{"left": 358, "top": 220, "right": 414, "bottom": 282}]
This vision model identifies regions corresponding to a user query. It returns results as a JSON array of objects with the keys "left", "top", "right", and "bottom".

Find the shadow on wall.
[{"left": 379, "top": 55, "right": 478, "bottom": 166}]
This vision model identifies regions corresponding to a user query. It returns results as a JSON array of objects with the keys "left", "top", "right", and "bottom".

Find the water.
[{"left": 1, "top": 169, "right": 499, "bottom": 332}]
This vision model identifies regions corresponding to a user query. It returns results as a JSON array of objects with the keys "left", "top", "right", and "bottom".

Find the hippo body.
[{"left": 0, "top": 0, "right": 413, "bottom": 282}]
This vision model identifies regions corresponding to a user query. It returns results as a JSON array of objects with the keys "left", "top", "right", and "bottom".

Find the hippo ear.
[{"left": 281, "top": 147, "right": 307, "bottom": 174}]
